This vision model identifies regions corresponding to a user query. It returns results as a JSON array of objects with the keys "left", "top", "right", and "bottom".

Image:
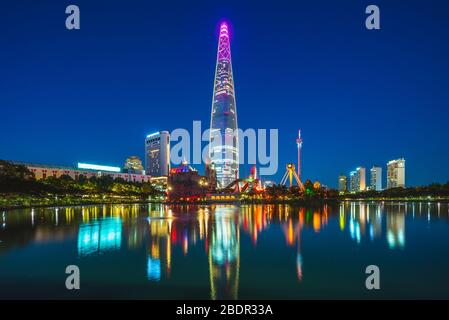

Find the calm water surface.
[{"left": 1, "top": 202, "right": 448, "bottom": 299}]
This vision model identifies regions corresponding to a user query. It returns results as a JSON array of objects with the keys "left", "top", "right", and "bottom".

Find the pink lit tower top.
[{"left": 209, "top": 22, "right": 239, "bottom": 189}]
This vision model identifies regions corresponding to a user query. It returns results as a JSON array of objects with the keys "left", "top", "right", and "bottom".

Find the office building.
[{"left": 145, "top": 131, "right": 170, "bottom": 177}]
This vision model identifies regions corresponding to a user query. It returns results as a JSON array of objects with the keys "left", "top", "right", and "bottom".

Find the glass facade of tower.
[
  {"left": 370, "top": 166, "right": 382, "bottom": 191},
  {"left": 145, "top": 131, "right": 170, "bottom": 177},
  {"left": 209, "top": 22, "right": 239, "bottom": 189}
]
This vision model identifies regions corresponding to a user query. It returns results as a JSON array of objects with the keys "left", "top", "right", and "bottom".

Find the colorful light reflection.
[{"left": 77, "top": 218, "right": 122, "bottom": 256}]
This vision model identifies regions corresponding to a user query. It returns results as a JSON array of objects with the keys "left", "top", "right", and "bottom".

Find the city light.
[
  {"left": 146, "top": 132, "right": 160, "bottom": 138},
  {"left": 77, "top": 218, "right": 122, "bottom": 256},
  {"left": 77, "top": 163, "right": 121, "bottom": 172}
]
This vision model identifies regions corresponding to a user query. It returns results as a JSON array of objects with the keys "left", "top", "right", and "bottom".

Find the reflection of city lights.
[
  {"left": 296, "top": 253, "right": 303, "bottom": 282},
  {"left": 183, "top": 234, "right": 189, "bottom": 255},
  {"left": 339, "top": 205, "right": 345, "bottom": 231},
  {"left": 355, "top": 223, "right": 361, "bottom": 243},
  {"left": 313, "top": 212, "right": 320, "bottom": 232},
  {"left": 287, "top": 221, "right": 294, "bottom": 246},
  {"left": 209, "top": 206, "right": 240, "bottom": 300},
  {"left": 147, "top": 257, "right": 161, "bottom": 281},
  {"left": 349, "top": 218, "right": 361, "bottom": 244},
  {"left": 398, "top": 230, "right": 405, "bottom": 248},
  {"left": 387, "top": 230, "right": 395, "bottom": 249},
  {"left": 349, "top": 219, "right": 355, "bottom": 239},
  {"left": 77, "top": 218, "right": 122, "bottom": 256}
]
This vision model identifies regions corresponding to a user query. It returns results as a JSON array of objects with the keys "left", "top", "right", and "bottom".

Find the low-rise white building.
[{"left": 14, "top": 161, "right": 151, "bottom": 183}]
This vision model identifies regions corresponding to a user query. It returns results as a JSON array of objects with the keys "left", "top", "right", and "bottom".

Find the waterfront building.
[
  {"left": 338, "top": 175, "right": 347, "bottom": 193},
  {"left": 370, "top": 166, "right": 382, "bottom": 191},
  {"left": 349, "top": 171, "right": 357, "bottom": 192},
  {"left": 387, "top": 158, "right": 405, "bottom": 188},
  {"left": 209, "top": 22, "right": 239, "bottom": 189},
  {"left": 124, "top": 156, "right": 144, "bottom": 174},
  {"left": 150, "top": 176, "right": 168, "bottom": 191},
  {"left": 145, "top": 131, "right": 170, "bottom": 177},
  {"left": 356, "top": 167, "right": 366, "bottom": 191},
  {"left": 14, "top": 161, "right": 151, "bottom": 183},
  {"left": 167, "top": 160, "right": 217, "bottom": 201},
  {"left": 349, "top": 167, "right": 366, "bottom": 192}
]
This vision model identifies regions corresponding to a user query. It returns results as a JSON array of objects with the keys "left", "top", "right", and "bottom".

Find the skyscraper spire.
[
  {"left": 217, "top": 23, "right": 231, "bottom": 61},
  {"left": 209, "top": 22, "right": 239, "bottom": 189}
]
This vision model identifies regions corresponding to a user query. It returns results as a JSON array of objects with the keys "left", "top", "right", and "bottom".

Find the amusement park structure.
[
  {"left": 222, "top": 165, "right": 263, "bottom": 194},
  {"left": 280, "top": 163, "right": 305, "bottom": 191},
  {"left": 279, "top": 130, "right": 305, "bottom": 191}
]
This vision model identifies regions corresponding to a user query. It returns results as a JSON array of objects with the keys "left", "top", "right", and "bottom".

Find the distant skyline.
[{"left": 1, "top": 0, "right": 449, "bottom": 188}]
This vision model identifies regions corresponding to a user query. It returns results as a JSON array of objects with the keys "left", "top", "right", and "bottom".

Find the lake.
[{"left": 0, "top": 201, "right": 448, "bottom": 299}]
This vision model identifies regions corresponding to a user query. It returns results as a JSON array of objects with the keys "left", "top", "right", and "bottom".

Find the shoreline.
[
  {"left": 1, "top": 196, "right": 448, "bottom": 211},
  {"left": 0, "top": 198, "right": 337, "bottom": 211}
]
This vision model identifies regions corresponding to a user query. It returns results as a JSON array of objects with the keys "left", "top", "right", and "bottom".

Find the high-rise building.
[
  {"left": 370, "top": 166, "right": 382, "bottom": 191},
  {"left": 145, "top": 131, "right": 170, "bottom": 177},
  {"left": 349, "top": 167, "right": 366, "bottom": 192},
  {"left": 387, "top": 158, "right": 405, "bottom": 188},
  {"left": 209, "top": 22, "right": 239, "bottom": 189},
  {"left": 338, "top": 175, "right": 347, "bottom": 193},
  {"left": 349, "top": 171, "right": 357, "bottom": 192},
  {"left": 357, "top": 167, "right": 366, "bottom": 191}
]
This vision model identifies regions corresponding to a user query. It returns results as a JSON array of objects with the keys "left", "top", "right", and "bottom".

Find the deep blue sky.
[{"left": 1, "top": 0, "right": 449, "bottom": 187}]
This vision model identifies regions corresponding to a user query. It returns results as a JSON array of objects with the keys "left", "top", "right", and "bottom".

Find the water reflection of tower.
[
  {"left": 297, "top": 208, "right": 305, "bottom": 281},
  {"left": 367, "top": 203, "right": 382, "bottom": 240},
  {"left": 386, "top": 204, "right": 406, "bottom": 249},
  {"left": 209, "top": 206, "right": 240, "bottom": 300},
  {"left": 281, "top": 208, "right": 305, "bottom": 282},
  {"left": 146, "top": 204, "right": 173, "bottom": 281},
  {"left": 348, "top": 202, "right": 364, "bottom": 244}
]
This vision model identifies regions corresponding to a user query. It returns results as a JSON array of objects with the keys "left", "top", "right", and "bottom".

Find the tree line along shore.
[{"left": 1, "top": 160, "right": 448, "bottom": 210}]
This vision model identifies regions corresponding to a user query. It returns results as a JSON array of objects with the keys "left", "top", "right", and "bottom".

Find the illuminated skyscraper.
[
  {"left": 387, "top": 158, "right": 405, "bottom": 188},
  {"left": 349, "top": 167, "right": 366, "bottom": 192},
  {"left": 349, "top": 171, "right": 357, "bottom": 192},
  {"left": 357, "top": 167, "right": 366, "bottom": 191},
  {"left": 370, "top": 166, "right": 382, "bottom": 191},
  {"left": 338, "top": 174, "right": 347, "bottom": 193},
  {"left": 145, "top": 131, "right": 170, "bottom": 177},
  {"left": 209, "top": 22, "right": 239, "bottom": 188}
]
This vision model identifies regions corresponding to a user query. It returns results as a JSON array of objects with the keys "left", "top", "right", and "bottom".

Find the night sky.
[{"left": 1, "top": 0, "right": 449, "bottom": 187}]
